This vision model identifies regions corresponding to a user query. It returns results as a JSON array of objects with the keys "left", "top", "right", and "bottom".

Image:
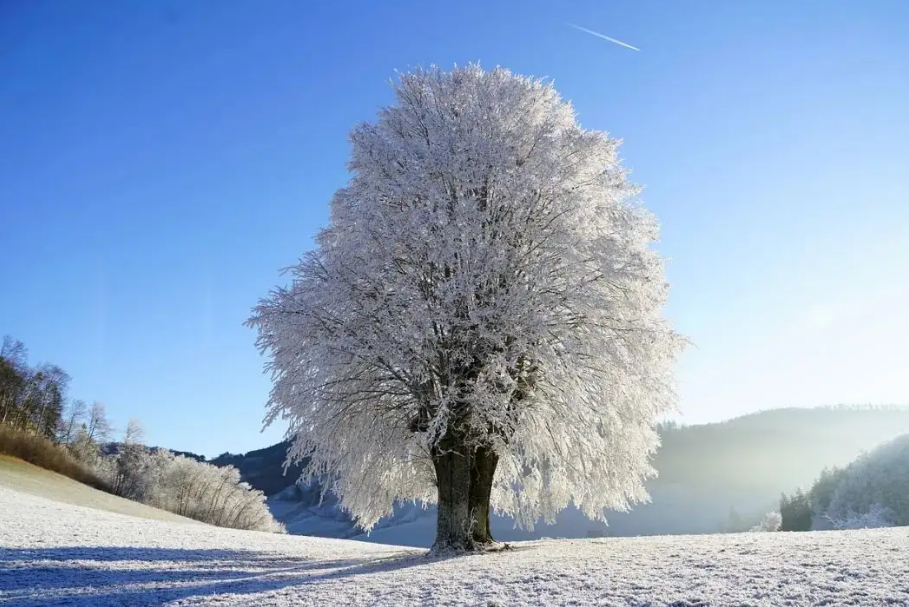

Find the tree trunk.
[
  {"left": 432, "top": 439, "right": 499, "bottom": 551},
  {"left": 432, "top": 444, "right": 472, "bottom": 551},
  {"left": 468, "top": 444, "right": 498, "bottom": 545}
]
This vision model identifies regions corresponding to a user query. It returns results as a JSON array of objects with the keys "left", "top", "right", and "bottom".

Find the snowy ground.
[{"left": 2, "top": 485, "right": 908, "bottom": 606}]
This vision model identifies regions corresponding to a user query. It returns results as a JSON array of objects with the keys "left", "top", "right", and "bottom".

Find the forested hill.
[{"left": 192, "top": 405, "right": 909, "bottom": 497}]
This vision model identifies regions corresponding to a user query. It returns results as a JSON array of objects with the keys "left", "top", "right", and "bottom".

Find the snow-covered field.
[{"left": 2, "top": 485, "right": 908, "bottom": 606}]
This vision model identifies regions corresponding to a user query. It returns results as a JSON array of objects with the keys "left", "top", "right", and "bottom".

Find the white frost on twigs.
[{"left": 248, "top": 65, "right": 684, "bottom": 532}]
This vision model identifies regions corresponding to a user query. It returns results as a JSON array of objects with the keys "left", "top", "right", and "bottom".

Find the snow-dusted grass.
[{"left": 2, "top": 485, "right": 908, "bottom": 606}]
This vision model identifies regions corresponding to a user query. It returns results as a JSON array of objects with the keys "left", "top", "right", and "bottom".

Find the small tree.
[
  {"left": 249, "top": 65, "right": 683, "bottom": 551},
  {"left": 780, "top": 489, "right": 813, "bottom": 531},
  {"left": 111, "top": 419, "right": 150, "bottom": 500},
  {"left": 724, "top": 506, "right": 744, "bottom": 533}
]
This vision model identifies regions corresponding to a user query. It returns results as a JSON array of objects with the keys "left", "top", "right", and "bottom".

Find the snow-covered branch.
[{"left": 249, "top": 65, "right": 683, "bottom": 542}]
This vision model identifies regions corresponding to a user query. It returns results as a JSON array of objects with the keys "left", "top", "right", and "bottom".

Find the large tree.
[{"left": 249, "top": 65, "right": 683, "bottom": 551}]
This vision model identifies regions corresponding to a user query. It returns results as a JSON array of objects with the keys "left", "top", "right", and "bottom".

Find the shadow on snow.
[{"left": 0, "top": 546, "right": 436, "bottom": 606}]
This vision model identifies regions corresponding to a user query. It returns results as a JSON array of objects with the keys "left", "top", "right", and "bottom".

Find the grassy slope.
[{"left": 0, "top": 455, "right": 201, "bottom": 525}]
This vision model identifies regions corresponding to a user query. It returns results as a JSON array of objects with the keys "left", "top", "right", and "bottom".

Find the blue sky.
[{"left": 2, "top": 0, "right": 907, "bottom": 458}]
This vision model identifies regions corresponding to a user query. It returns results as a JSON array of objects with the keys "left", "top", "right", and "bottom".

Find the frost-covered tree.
[
  {"left": 110, "top": 419, "right": 151, "bottom": 500},
  {"left": 94, "top": 446, "right": 284, "bottom": 533},
  {"left": 827, "top": 503, "right": 896, "bottom": 530},
  {"left": 249, "top": 65, "right": 683, "bottom": 550},
  {"left": 151, "top": 453, "right": 284, "bottom": 532},
  {"left": 123, "top": 419, "right": 144, "bottom": 445}
]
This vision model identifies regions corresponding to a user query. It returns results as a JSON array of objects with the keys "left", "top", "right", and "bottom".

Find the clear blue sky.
[{"left": 2, "top": 1, "right": 907, "bottom": 458}]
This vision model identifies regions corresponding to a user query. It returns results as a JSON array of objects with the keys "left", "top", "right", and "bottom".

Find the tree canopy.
[{"left": 249, "top": 65, "right": 683, "bottom": 549}]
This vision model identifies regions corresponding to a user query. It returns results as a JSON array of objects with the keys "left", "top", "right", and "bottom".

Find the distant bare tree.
[
  {"left": 86, "top": 402, "right": 112, "bottom": 443},
  {"left": 123, "top": 418, "right": 144, "bottom": 445},
  {"left": 58, "top": 399, "right": 88, "bottom": 444}
]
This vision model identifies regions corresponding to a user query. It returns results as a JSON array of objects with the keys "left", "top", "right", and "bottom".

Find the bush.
[
  {"left": 0, "top": 423, "right": 109, "bottom": 491},
  {"left": 749, "top": 511, "right": 782, "bottom": 532},
  {"left": 98, "top": 446, "right": 285, "bottom": 533}
]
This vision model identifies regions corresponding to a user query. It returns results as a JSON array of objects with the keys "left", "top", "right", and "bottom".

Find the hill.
[
  {"left": 654, "top": 405, "right": 909, "bottom": 490},
  {"left": 2, "top": 480, "right": 907, "bottom": 606},
  {"left": 208, "top": 441, "right": 304, "bottom": 496},
  {"left": 0, "top": 455, "right": 200, "bottom": 525},
  {"left": 205, "top": 406, "right": 909, "bottom": 545}
]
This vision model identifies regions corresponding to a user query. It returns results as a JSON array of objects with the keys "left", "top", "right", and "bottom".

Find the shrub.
[
  {"left": 749, "top": 511, "right": 782, "bottom": 532},
  {"left": 98, "top": 447, "right": 284, "bottom": 533},
  {"left": 0, "top": 423, "right": 109, "bottom": 491}
]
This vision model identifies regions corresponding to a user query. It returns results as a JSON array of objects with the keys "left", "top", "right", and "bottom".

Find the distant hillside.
[
  {"left": 654, "top": 405, "right": 909, "bottom": 491},
  {"left": 209, "top": 441, "right": 304, "bottom": 496}
]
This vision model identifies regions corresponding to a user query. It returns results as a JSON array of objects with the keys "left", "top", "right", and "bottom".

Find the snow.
[{"left": 4, "top": 485, "right": 909, "bottom": 605}]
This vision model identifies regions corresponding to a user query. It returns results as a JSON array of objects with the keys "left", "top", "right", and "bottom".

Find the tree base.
[{"left": 428, "top": 539, "right": 510, "bottom": 556}]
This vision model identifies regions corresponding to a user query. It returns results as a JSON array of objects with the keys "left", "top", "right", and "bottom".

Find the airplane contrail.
[{"left": 568, "top": 23, "right": 640, "bottom": 51}]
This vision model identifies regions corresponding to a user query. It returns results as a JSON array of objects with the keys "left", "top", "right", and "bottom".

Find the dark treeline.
[
  {"left": 1, "top": 336, "right": 72, "bottom": 440},
  {"left": 1, "top": 334, "right": 114, "bottom": 459}
]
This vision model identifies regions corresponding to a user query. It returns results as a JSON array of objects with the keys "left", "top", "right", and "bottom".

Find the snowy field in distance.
[{"left": 2, "top": 485, "right": 908, "bottom": 606}]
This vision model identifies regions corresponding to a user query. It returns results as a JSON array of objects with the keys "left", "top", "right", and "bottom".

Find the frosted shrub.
[
  {"left": 96, "top": 449, "right": 284, "bottom": 533},
  {"left": 749, "top": 511, "right": 782, "bottom": 532}
]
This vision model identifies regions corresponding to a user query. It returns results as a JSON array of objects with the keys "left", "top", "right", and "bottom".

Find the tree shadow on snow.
[{"left": 0, "top": 546, "right": 429, "bottom": 606}]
